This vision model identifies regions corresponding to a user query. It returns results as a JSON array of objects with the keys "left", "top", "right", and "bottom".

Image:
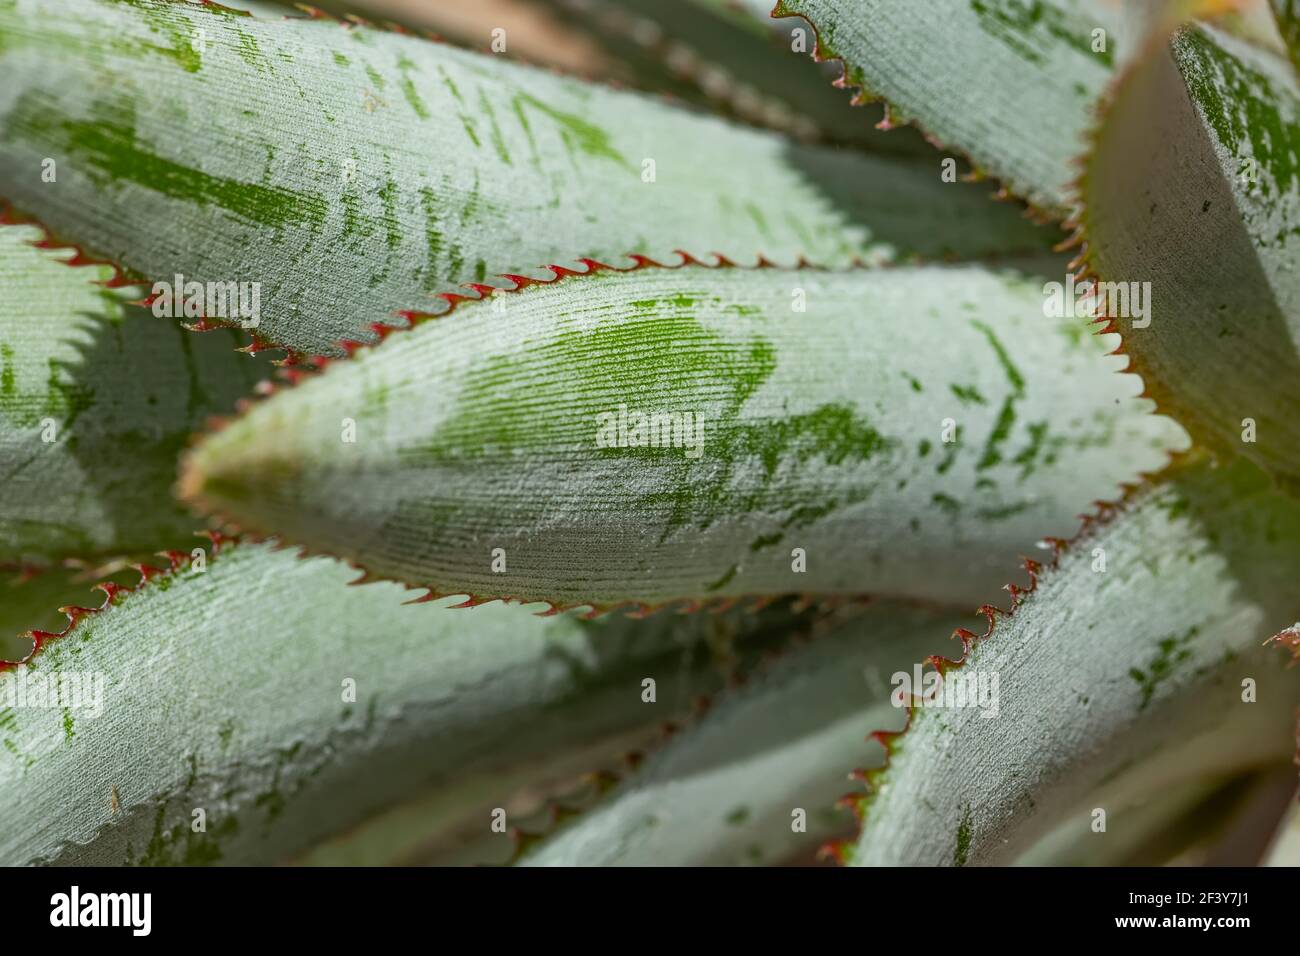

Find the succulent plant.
[{"left": 0, "top": 0, "right": 1297, "bottom": 869}]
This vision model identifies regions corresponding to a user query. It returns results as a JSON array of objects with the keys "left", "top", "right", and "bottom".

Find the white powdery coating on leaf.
[
  {"left": 0, "top": 541, "right": 776, "bottom": 865},
  {"left": 778, "top": 0, "right": 1123, "bottom": 214},
  {"left": 0, "top": 224, "right": 267, "bottom": 561},
  {"left": 521, "top": 602, "right": 965, "bottom": 866},
  {"left": 853, "top": 459, "right": 1300, "bottom": 865},
  {"left": 1083, "top": 21, "right": 1300, "bottom": 487},
  {"left": 189, "top": 264, "right": 1186, "bottom": 607},
  {"left": 1175, "top": 24, "right": 1300, "bottom": 325},
  {"left": 0, "top": 0, "right": 1043, "bottom": 355}
]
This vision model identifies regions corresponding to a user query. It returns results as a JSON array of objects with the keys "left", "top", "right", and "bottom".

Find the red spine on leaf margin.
[
  {"left": 820, "top": 450, "right": 1194, "bottom": 865},
  {"left": 766, "top": 1, "right": 1056, "bottom": 225},
  {"left": 0, "top": 532, "right": 234, "bottom": 674},
  {"left": 0, "top": 206, "right": 139, "bottom": 289},
  {"left": 178, "top": 250, "right": 869, "bottom": 619},
  {"left": 289, "top": 249, "right": 777, "bottom": 381},
  {"left": 1270, "top": 624, "right": 1300, "bottom": 667},
  {"left": 505, "top": 604, "right": 853, "bottom": 863},
  {"left": 0, "top": 203, "right": 312, "bottom": 365},
  {"left": 4, "top": 201, "right": 832, "bottom": 372},
  {"left": 1056, "top": 18, "right": 1258, "bottom": 441}
]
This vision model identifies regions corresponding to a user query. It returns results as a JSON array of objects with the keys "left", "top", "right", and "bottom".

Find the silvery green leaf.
[
  {"left": 771, "top": 0, "right": 1128, "bottom": 216},
  {"left": 0, "top": 222, "right": 271, "bottom": 564},
  {"left": 1080, "top": 23, "right": 1300, "bottom": 489},
  {"left": 181, "top": 263, "right": 1185, "bottom": 610},
  {"left": 849, "top": 456, "right": 1300, "bottom": 866},
  {"left": 0, "top": 0, "right": 1050, "bottom": 357},
  {"left": 0, "top": 539, "right": 812, "bottom": 865},
  {"left": 520, "top": 601, "right": 965, "bottom": 865}
]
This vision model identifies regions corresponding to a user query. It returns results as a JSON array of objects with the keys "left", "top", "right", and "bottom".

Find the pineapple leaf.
[
  {"left": 0, "top": 221, "right": 272, "bottom": 565},
  {"left": 0, "top": 538, "right": 813, "bottom": 865},
  {"left": 180, "top": 262, "right": 1185, "bottom": 611},
  {"left": 771, "top": 0, "right": 1249, "bottom": 217},
  {"left": 0, "top": 556, "right": 166, "bottom": 662},
  {"left": 1079, "top": 23, "right": 1300, "bottom": 490},
  {"left": 848, "top": 454, "right": 1300, "bottom": 866},
  {"left": 771, "top": 0, "right": 1128, "bottom": 216},
  {"left": 287, "top": 0, "right": 922, "bottom": 150},
  {"left": 0, "top": 0, "right": 1049, "bottom": 358},
  {"left": 538, "top": 0, "right": 940, "bottom": 153},
  {"left": 518, "top": 601, "right": 964, "bottom": 866}
]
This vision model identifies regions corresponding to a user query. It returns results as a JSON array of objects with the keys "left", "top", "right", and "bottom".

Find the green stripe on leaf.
[
  {"left": 0, "top": 0, "right": 1052, "bottom": 357},
  {"left": 181, "top": 263, "right": 1185, "bottom": 610},
  {"left": 850, "top": 456, "right": 1300, "bottom": 865},
  {"left": 0, "top": 539, "right": 816, "bottom": 865}
]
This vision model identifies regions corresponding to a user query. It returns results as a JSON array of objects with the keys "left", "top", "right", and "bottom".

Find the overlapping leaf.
[
  {"left": 533, "top": 0, "right": 939, "bottom": 152},
  {"left": 182, "top": 264, "right": 1185, "bottom": 610},
  {"left": 281, "top": 0, "right": 916, "bottom": 149},
  {"left": 771, "top": 0, "right": 1129, "bottom": 216},
  {"left": 848, "top": 455, "right": 1300, "bottom": 866},
  {"left": 0, "top": 557, "right": 161, "bottom": 662},
  {"left": 0, "top": 222, "right": 271, "bottom": 565},
  {"left": 0, "top": 539, "right": 814, "bottom": 865},
  {"left": 0, "top": 0, "right": 1283, "bottom": 873},
  {"left": 771, "top": 0, "right": 1275, "bottom": 217},
  {"left": 518, "top": 601, "right": 963, "bottom": 866},
  {"left": 0, "top": 0, "right": 1050, "bottom": 357},
  {"left": 1080, "top": 22, "right": 1300, "bottom": 489}
]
